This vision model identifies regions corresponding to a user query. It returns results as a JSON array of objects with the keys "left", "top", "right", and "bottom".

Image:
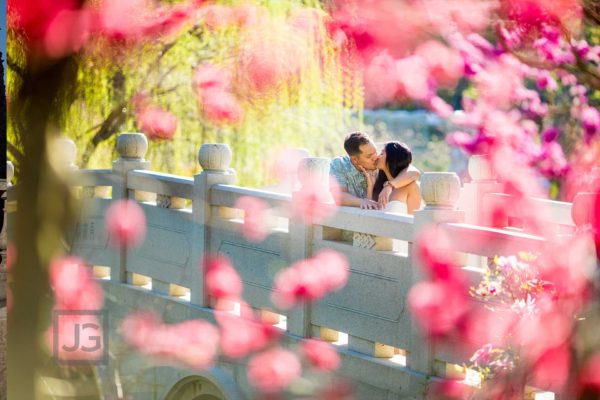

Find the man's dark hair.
[{"left": 343, "top": 131, "right": 372, "bottom": 156}]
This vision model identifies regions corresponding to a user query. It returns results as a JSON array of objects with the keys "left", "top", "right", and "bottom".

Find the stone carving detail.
[
  {"left": 198, "top": 144, "right": 232, "bottom": 171},
  {"left": 468, "top": 155, "right": 495, "bottom": 182},
  {"left": 55, "top": 138, "right": 78, "bottom": 169},
  {"left": 420, "top": 172, "right": 461, "bottom": 209},
  {"left": 157, "top": 194, "right": 170, "bottom": 208},
  {"left": 353, "top": 232, "right": 377, "bottom": 250},
  {"left": 116, "top": 133, "right": 148, "bottom": 160}
]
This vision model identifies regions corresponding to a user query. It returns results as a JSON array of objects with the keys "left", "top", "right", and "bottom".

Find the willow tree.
[{"left": 9, "top": 0, "right": 362, "bottom": 187}]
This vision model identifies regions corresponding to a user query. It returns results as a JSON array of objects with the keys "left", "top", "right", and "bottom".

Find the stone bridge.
[{"left": 6, "top": 132, "right": 591, "bottom": 400}]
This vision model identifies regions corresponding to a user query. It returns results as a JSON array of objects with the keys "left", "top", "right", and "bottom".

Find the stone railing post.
[
  {"left": 111, "top": 133, "right": 150, "bottom": 282},
  {"left": 287, "top": 157, "right": 329, "bottom": 337},
  {"left": 410, "top": 172, "right": 464, "bottom": 378},
  {"left": 458, "top": 155, "right": 503, "bottom": 225},
  {"left": 190, "top": 144, "right": 236, "bottom": 306}
]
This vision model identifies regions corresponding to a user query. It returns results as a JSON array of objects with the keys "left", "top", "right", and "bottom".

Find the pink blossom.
[
  {"left": 49, "top": 256, "right": 104, "bottom": 310},
  {"left": 415, "top": 227, "right": 460, "bottom": 281},
  {"left": 8, "top": 0, "right": 95, "bottom": 61},
  {"left": 230, "top": 3, "right": 261, "bottom": 29},
  {"left": 363, "top": 51, "right": 401, "bottom": 108},
  {"left": 408, "top": 280, "right": 470, "bottom": 339},
  {"left": 169, "top": 320, "right": 220, "bottom": 370},
  {"left": 536, "top": 70, "right": 558, "bottom": 91},
  {"left": 216, "top": 311, "right": 281, "bottom": 359},
  {"left": 121, "top": 312, "right": 219, "bottom": 370},
  {"left": 579, "top": 353, "right": 600, "bottom": 396},
  {"left": 234, "top": 196, "right": 270, "bottom": 242},
  {"left": 199, "top": 89, "right": 243, "bottom": 126},
  {"left": 247, "top": 347, "right": 301, "bottom": 393},
  {"left": 314, "top": 249, "right": 350, "bottom": 292},
  {"left": 203, "top": 255, "right": 243, "bottom": 301},
  {"left": 395, "top": 56, "right": 431, "bottom": 101},
  {"left": 531, "top": 343, "right": 571, "bottom": 392},
  {"left": 533, "top": 140, "right": 569, "bottom": 178},
  {"left": 266, "top": 147, "right": 308, "bottom": 186},
  {"left": 135, "top": 105, "right": 178, "bottom": 140},
  {"left": 427, "top": 96, "right": 454, "bottom": 118},
  {"left": 105, "top": 199, "right": 146, "bottom": 248},
  {"left": 120, "top": 311, "right": 162, "bottom": 350},
  {"left": 272, "top": 250, "right": 349, "bottom": 309},
  {"left": 446, "top": 131, "right": 495, "bottom": 155},
  {"left": 415, "top": 41, "right": 464, "bottom": 88},
  {"left": 199, "top": 4, "right": 234, "bottom": 31},
  {"left": 193, "top": 63, "right": 232, "bottom": 92},
  {"left": 236, "top": 25, "right": 308, "bottom": 94},
  {"left": 580, "top": 106, "right": 600, "bottom": 143},
  {"left": 301, "top": 339, "right": 340, "bottom": 371},
  {"left": 291, "top": 176, "right": 340, "bottom": 225},
  {"left": 98, "top": 0, "right": 192, "bottom": 42}
]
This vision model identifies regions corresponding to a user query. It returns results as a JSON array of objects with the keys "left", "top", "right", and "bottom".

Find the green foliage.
[{"left": 7, "top": 0, "right": 362, "bottom": 187}]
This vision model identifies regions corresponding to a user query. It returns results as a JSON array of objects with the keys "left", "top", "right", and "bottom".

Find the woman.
[{"left": 362, "top": 141, "right": 421, "bottom": 214}]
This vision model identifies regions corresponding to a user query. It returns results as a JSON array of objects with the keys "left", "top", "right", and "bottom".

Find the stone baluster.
[
  {"left": 111, "top": 133, "right": 150, "bottom": 282},
  {"left": 409, "top": 172, "right": 464, "bottom": 378},
  {"left": 191, "top": 143, "right": 236, "bottom": 306},
  {"left": 277, "top": 148, "right": 310, "bottom": 194},
  {"left": 459, "top": 155, "right": 503, "bottom": 226},
  {"left": 286, "top": 157, "right": 329, "bottom": 337}
]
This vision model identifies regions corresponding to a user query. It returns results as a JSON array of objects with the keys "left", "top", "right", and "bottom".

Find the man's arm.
[{"left": 333, "top": 187, "right": 378, "bottom": 209}]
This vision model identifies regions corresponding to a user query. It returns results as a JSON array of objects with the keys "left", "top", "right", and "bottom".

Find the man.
[{"left": 330, "top": 131, "right": 420, "bottom": 209}]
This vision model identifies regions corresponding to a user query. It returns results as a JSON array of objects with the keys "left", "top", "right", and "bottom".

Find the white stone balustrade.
[{"left": 6, "top": 136, "right": 581, "bottom": 400}]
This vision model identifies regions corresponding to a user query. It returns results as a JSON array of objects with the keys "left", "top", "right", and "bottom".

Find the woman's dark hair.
[{"left": 372, "top": 141, "right": 412, "bottom": 200}]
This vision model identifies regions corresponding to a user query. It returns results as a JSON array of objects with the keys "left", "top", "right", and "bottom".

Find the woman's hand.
[
  {"left": 357, "top": 166, "right": 377, "bottom": 189},
  {"left": 378, "top": 184, "right": 393, "bottom": 209}
]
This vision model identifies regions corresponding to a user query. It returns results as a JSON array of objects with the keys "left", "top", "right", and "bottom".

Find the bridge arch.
[{"left": 163, "top": 371, "right": 242, "bottom": 400}]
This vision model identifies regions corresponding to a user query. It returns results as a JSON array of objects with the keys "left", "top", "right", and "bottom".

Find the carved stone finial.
[
  {"left": 420, "top": 172, "right": 461, "bottom": 209},
  {"left": 55, "top": 138, "right": 78, "bottom": 169},
  {"left": 6, "top": 162, "right": 14, "bottom": 186},
  {"left": 297, "top": 157, "right": 330, "bottom": 187},
  {"left": 198, "top": 144, "right": 232, "bottom": 172},
  {"left": 116, "top": 133, "right": 148, "bottom": 160},
  {"left": 468, "top": 155, "right": 495, "bottom": 182}
]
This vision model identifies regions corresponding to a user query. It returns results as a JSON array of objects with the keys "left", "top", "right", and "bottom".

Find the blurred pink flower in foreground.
[
  {"left": 247, "top": 347, "right": 301, "bottom": 393},
  {"left": 203, "top": 254, "right": 243, "bottom": 302},
  {"left": 291, "top": 176, "right": 340, "bottom": 225},
  {"left": 121, "top": 311, "right": 219, "bottom": 370},
  {"left": 272, "top": 249, "right": 349, "bottom": 309},
  {"left": 579, "top": 353, "right": 600, "bottom": 397},
  {"left": 363, "top": 51, "right": 400, "bottom": 108},
  {"left": 49, "top": 256, "right": 104, "bottom": 310},
  {"left": 234, "top": 196, "right": 270, "bottom": 242},
  {"left": 301, "top": 339, "right": 340, "bottom": 371},
  {"left": 193, "top": 63, "right": 232, "bottom": 92},
  {"left": 215, "top": 305, "right": 281, "bottom": 359},
  {"left": 135, "top": 104, "right": 178, "bottom": 140},
  {"left": 415, "top": 40, "right": 464, "bottom": 89},
  {"left": 105, "top": 199, "right": 146, "bottom": 248},
  {"left": 198, "top": 89, "right": 243, "bottom": 126}
]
